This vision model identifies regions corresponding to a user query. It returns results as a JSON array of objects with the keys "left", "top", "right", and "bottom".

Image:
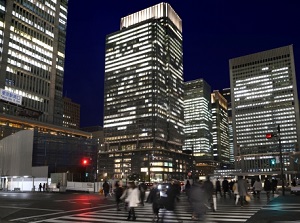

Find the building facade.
[
  {"left": 0, "top": 0, "right": 68, "bottom": 125},
  {"left": 211, "top": 90, "right": 230, "bottom": 168},
  {"left": 102, "top": 3, "right": 189, "bottom": 181},
  {"left": 220, "top": 88, "right": 234, "bottom": 165},
  {"left": 63, "top": 97, "right": 80, "bottom": 129},
  {"left": 184, "top": 79, "right": 215, "bottom": 175},
  {"left": 230, "top": 45, "right": 300, "bottom": 174}
]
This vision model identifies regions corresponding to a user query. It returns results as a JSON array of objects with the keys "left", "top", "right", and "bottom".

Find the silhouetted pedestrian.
[
  {"left": 139, "top": 181, "right": 147, "bottom": 206},
  {"left": 103, "top": 180, "right": 110, "bottom": 198},
  {"left": 114, "top": 181, "right": 123, "bottom": 211}
]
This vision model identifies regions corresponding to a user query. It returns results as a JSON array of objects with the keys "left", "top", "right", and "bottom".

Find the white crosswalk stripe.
[{"left": 34, "top": 194, "right": 275, "bottom": 223}]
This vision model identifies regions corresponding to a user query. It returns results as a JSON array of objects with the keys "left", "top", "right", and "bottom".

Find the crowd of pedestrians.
[{"left": 100, "top": 176, "right": 279, "bottom": 222}]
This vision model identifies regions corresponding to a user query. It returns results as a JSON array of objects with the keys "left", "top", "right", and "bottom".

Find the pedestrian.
[
  {"left": 271, "top": 178, "right": 278, "bottom": 194},
  {"left": 232, "top": 180, "right": 239, "bottom": 205},
  {"left": 162, "top": 181, "right": 183, "bottom": 223},
  {"left": 222, "top": 178, "right": 229, "bottom": 198},
  {"left": 253, "top": 178, "right": 263, "bottom": 199},
  {"left": 103, "top": 180, "right": 110, "bottom": 198},
  {"left": 203, "top": 176, "right": 215, "bottom": 211},
  {"left": 185, "top": 180, "right": 191, "bottom": 197},
  {"left": 237, "top": 176, "right": 248, "bottom": 207},
  {"left": 120, "top": 182, "right": 130, "bottom": 210},
  {"left": 43, "top": 183, "right": 46, "bottom": 192},
  {"left": 215, "top": 178, "right": 222, "bottom": 197},
  {"left": 264, "top": 178, "right": 272, "bottom": 201},
  {"left": 189, "top": 180, "right": 207, "bottom": 221},
  {"left": 146, "top": 182, "right": 161, "bottom": 222},
  {"left": 138, "top": 181, "right": 147, "bottom": 206},
  {"left": 292, "top": 178, "right": 297, "bottom": 187},
  {"left": 125, "top": 181, "right": 140, "bottom": 221},
  {"left": 39, "top": 183, "right": 42, "bottom": 192},
  {"left": 114, "top": 181, "right": 123, "bottom": 211}
]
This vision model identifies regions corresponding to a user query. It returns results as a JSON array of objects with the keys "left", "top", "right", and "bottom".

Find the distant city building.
[
  {"left": 0, "top": 0, "right": 68, "bottom": 125},
  {"left": 230, "top": 45, "right": 300, "bottom": 175},
  {"left": 184, "top": 79, "right": 215, "bottom": 176},
  {"left": 0, "top": 114, "right": 97, "bottom": 190},
  {"left": 101, "top": 3, "right": 190, "bottom": 181},
  {"left": 211, "top": 90, "right": 230, "bottom": 168},
  {"left": 220, "top": 88, "right": 234, "bottom": 165},
  {"left": 63, "top": 97, "right": 80, "bottom": 129}
]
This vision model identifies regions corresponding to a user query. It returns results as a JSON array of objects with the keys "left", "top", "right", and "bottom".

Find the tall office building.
[
  {"left": 63, "top": 97, "right": 80, "bottom": 129},
  {"left": 230, "top": 45, "right": 300, "bottom": 174},
  {"left": 211, "top": 90, "right": 230, "bottom": 167},
  {"left": 220, "top": 88, "right": 234, "bottom": 165},
  {"left": 102, "top": 3, "right": 189, "bottom": 181},
  {"left": 0, "top": 0, "right": 68, "bottom": 125},
  {"left": 184, "top": 79, "right": 215, "bottom": 175}
]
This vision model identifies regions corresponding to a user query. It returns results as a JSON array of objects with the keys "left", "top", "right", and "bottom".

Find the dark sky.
[{"left": 63, "top": 1, "right": 300, "bottom": 128}]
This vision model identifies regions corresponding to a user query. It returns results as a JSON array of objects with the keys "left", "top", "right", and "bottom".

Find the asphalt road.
[{"left": 0, "top": 191, "right": 115, "bottom": 222}]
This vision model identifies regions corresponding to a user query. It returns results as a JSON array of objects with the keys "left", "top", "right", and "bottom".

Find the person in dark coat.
[
  {"left": 215, "top": 178, "right": 222, "bottom": 197},
  {"left": 222, "top": 178, "right": 229, "bottom": 198},
  {"left": 139, "top": 181, "right": 147, "bottom": 206},
  {"left": 203, "top": 176, "right": 214, "bottom": 211},
  {"left": 185, "top": 180, "right": 191, "bottom": 197},
  {"left": 189, "top": 180, "right": 207, "bottom": 221},
  {"left": 103, "top": 180, "right": 110, "bottom": 198},
  {"left": 264, "top": 178, "right": 272, "bottom": 201},
  {"left": 271, "top": 178, "right": 278, "bottom": 194},
  {"left": 146, "top": 182, "right": 161, "bottom": 222},
  {"left": 114, "top": 181, "right": 123, "bottom": 211}
]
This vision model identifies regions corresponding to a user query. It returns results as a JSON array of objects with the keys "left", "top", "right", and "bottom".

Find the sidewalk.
[{"left": 247, "top": 192, "right": 300, "bottom": 223}]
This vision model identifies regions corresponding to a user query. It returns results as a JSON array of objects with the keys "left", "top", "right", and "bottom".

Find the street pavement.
[
  {"left": 27, "top": 192, "right": 275, "bottom": 223},
  {"left": 247, "top": 192, "right": 300, "bottom": 223},
  {"left": 1, "top": 190, "right": 299, "bottom": 223}
]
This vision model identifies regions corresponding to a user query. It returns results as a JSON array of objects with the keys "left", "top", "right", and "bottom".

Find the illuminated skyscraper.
[
  {"left": 220, "top": 88, "right": 234, "bottom": 165},
  {"left": 184, "top": 79, "right": 215, "bottom": 175},
  {"left": 211, "top": 90, "right": 230, "bottom": 167},
  {"left": 0, "top": 0, "right": 68, "bottom": 125},
  {"left": 230, "top": 45, "right": 300, "bottom": 173},
  {"left": 102, "top": 3, "right": 188, "bottom": 181}
]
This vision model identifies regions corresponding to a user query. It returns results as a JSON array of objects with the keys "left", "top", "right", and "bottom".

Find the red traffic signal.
[
  {"left": 82, "top": 158, "right": 89, "bottom": 166},
  {"left": 266, "top": 133, "right": 273, "bottom": 139}
]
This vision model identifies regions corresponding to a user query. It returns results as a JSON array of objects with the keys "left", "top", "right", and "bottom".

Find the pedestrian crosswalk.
[{"left": 32, "top": 194, "right": 276, "bottom": 223}]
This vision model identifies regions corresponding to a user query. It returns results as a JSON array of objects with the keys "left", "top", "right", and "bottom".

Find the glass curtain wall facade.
[
  {"left": 184, "top": 79, "right": 213, "bottom": 161},
  {"left": 103, "top": 3, "right": 186, "bottom": 181},
  {"left": 0, "top": 0, "right": 68, "bottom": 125},
  {"left": 220, "top": 88, "right": 234, "bottom": 165},
  {"left": 230, "top": 45, "right": 300, "bottom": 173},
  {"left": 211, "top": 90, "right": 230, "bottom": 167}
]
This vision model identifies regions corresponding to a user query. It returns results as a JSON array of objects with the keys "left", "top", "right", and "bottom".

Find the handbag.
[{"left": 245, "top": 194, "right": 251, "bottom": 202}]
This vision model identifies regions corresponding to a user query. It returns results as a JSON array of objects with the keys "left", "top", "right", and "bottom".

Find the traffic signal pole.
[{"left": 278, "top": 125, "right": 285, "bottom": 196}]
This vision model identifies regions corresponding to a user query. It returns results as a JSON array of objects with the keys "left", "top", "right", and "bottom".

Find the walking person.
[
  {"left": 189, "top": 180, "right": 207, "bottom": 221},
  {"left": 253, "top": 178, "right": 263, "bottom": 199},
  {"left": 146, "top": 182, "right": 161, "bottom": 222},
  {"left": 233, "top": 180, "right": 239, "bottom": 205},
  {"left": 185, "top": 180, "right": 191, "bottom": 198},
  {"left": 264, "top": 178, "right": 272, "bottom": 202},
  {"left": 138, "top": 181, "right": 147, "bottom": 206},
  {"left": 271, "top": 178, "right": 278, "bottom": 194},
  {"left": 103, "top": 180, "right": 110, "bottom": 198},
  {"left": 237, "top": 176, "right": 248, "bottom": 207},
  {"left": 215, "top": 178, "right": 222, "bottom": 197},
  {"left": 125, "top": 181, "right": 140, "bottom": 221},
  {"left": 39, "top": 183, "right": 42, "bottom": 192},
  {"left": 43, "top": 183, "right": 46, "bottom": 192},
  {"left": 222, "top": 178, "right": 229, "bottom": 198},
  {"left": 203, "top": 176, "right": 215, "bottom": 211},
  {"left": 114, "top": 181, "right": 123, "bottom": 211}
]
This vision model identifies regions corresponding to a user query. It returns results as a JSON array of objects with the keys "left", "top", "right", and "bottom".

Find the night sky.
[{"left": 63, "top": 1, "right": 300, "bottom": 128}]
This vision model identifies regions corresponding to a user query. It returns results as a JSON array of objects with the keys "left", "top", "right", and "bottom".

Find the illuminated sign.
[{"left": 0, "top": 89, "right": 22, "bottom": 105}]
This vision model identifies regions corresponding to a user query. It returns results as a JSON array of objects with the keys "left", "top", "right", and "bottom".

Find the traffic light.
[
  {"left": 82, "top": 158, "right": 89, "bottom": 166},
  {"left": 266, "top": 133, "right": 274, "bottom": 139},
  {"left": 270, "top": 158, "right": 276, "bottom": 165}
]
